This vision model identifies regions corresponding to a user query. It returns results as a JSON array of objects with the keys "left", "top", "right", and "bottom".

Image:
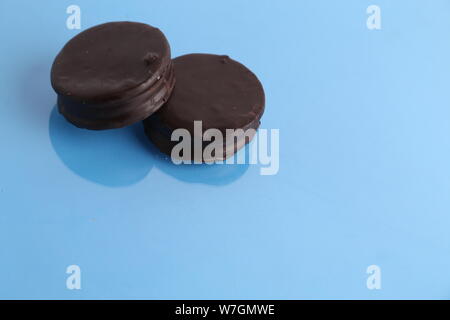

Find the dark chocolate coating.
[
  {"left": 51, "top": 21, "right": 174, "bottom": 130},
  {"left": 58, "top": 62, "right": 175, "bottom": 130},
  {"left": 143, "top": 53, "right": 265, "bottom": 161}
]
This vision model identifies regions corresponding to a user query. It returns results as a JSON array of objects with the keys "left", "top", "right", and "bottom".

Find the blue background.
[{"left": 1, "top": 0, "right": 450, "bottom": 299}]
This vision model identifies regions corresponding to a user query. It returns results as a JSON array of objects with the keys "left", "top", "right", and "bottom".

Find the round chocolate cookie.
[
  {"left": 51, "top": 21, "right": 175, "bottom": 130},
  {"left": 143, "top": 53, "right": 265, "bottom": 162}
]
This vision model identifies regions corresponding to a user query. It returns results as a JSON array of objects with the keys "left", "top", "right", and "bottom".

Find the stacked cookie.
[
  {"left": 51, "top": 21, "right": 265, "bottom": 161},
  {"left": 51, "top": 22, "right": 174, "bottom": 130},
  {"left": 143, "top": 53, "right": 265, "bottom": 162}
]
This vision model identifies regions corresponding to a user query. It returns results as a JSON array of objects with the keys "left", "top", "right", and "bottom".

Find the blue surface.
[{"left": 1, "top": 0, "right": 450, "bottom": 299}]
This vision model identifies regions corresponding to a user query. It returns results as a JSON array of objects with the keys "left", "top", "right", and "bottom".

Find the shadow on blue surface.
[
  {"left": 48, "top": 106, "right": 154, "bottom": 187},
  {"left": 49, "top": 106, "right": 249, "bottom": 187},
  {"left": 141, "top": 135, "right": 250, "bottom": 186}
]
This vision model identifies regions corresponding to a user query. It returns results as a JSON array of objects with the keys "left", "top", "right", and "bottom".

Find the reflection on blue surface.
[
  {"left": 49, "top": 106, "right": 249, "bottom": 187},
  {"left": 143, "top": 135, "right": 250, "bottom": 186},
  {"left": 49, "top": 106, "right": 153, "bottom": 187}
]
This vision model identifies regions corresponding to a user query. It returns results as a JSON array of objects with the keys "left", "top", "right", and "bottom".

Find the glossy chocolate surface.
[
  {"left": 156, "top": 53, "right": 265, "bottom": 134},
  {"left": 144, "top": 53, "right": 265, "bottom": 160},
  {"left": 51, "top": 21, "right": 173, "bottom": 130}
]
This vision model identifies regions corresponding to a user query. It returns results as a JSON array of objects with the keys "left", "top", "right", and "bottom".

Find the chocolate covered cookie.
[
  {"left": 143, "top": 53, "right": 265, "bottom": 162},
  {"left": 51, "top": 21, "right": 175, "bottom": 130}
]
